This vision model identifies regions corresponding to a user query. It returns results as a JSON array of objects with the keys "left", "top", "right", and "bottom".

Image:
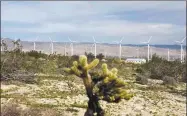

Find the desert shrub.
[
  {"left": 41, "top": 60, "right": 58, "bottom": 74},
  {"left": 56, "top": 55, "right": 72, "bottom": 68},
  {"left": 181, "top": 74, "right": 186, "bottom": 83},
  {"left": 136, "top": 74, "right": 148, "bottom": 85},
  {"left": 1, "top": 103, "right": 59, "bottom": 116},
  {"left": 97, "top": 53, "right": 104, "bottom": 60},
  {"left": 163, "top": 76, "right": 177, "bottom": 86},
  {"left": 135, "top": 67, "right": 144, "bottom": 74},
  {"left": 21, "top": 108, "right": 41, "bottom": 116},
  {"left": 138, "top": 54, "right": 185, "bottom": 81},
  {"left": 26, "top": 50, "right": 47, "bottom": 59},
  {"left": 1, "top": 103, "right": 21, "bottom": 116},
  {"left": 72, "top": 55, "right": 79, "bottom": 60},
  {"left": 112, "top": 58, "right": 121, "bottom": 64},
  {"left": 1, "top": 70, "right": 36, "bottom": 84},
  {"left": 85, "top": 52, "right": 95, "bottom": 61}
]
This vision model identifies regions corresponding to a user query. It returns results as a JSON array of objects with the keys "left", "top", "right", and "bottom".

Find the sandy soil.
[{"left": 1, "top": 75, "right": 186, "bottom": 116}]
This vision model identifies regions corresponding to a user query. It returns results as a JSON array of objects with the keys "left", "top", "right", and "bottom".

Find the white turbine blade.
[
  {"left": 93, "top": 36, "right": 96, "bottom": 43},
  {"left": 181, "top": 37, "right": 186, "bottom": 43},
  {"left": 72, "top": 40, "right": 78, "bottom": 43},
  {"left": 175, "top": 41, "right": 181, "bottom": 43},
  {"left": 49, "top": 37, "right": 53, "bottom": 43},
  {"left": 113, "top": 41, "right": 119, "bottom": 44},
  {"left": 148, "top": 36, "right": 152, "bottom": 43},
  {"left": 120, "top": 36, "right": 124, "bottom": 43},
  {"left": 141, "top": 41, "right": 148, "bottom": 44},
  {"left": 68, "top": 37, "right": 72, "bottom": 42}
]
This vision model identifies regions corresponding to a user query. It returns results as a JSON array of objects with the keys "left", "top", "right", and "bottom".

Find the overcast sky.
[{"left": 1, "top": 1, "right": 186, "bottom": 44}]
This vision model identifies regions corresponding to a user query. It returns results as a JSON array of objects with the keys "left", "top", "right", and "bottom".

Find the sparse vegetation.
[
  {"left": 136, "top": 74, "right": 148, "bottom": 85},
  {"left": 136, "top": 54, "right": 186, "bottom": 83},
  {"left": 1, "top": 42, "right": 186, "bottom": 116}
]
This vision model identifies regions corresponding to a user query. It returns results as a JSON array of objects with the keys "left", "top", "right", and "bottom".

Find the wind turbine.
[
  {"left": 33, "top": 36, "right": 38, "bottom": 51},
  {"left": 175, "top": 37, "right": 186, "bottom": 63},
  {"left": 92, "top": 36, "right": 99, "bottom": 58},
  {"left": 49, "top": 37, "right": 58, "bottom": 54},
  {"left": 167, "top": 48, "right": 170, "bottom": 61},
  {"left": 69, "top": 37, "right": 78, "bottom": 56},
  {"left": 142, "top": 36, "right": 152, "bottom": 62},
  {"left": 113, "top": 36, "right": 124, "bottom": 60},
  {"left": 136, "top": 47, "right": 139, "bottom": 58}
]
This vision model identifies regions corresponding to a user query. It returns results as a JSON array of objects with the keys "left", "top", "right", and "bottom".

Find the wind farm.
[
  {"left": 1, "top": 36, "right": 186, "bottom": 62},
  {"left": 1, "top": 1, "right": 186, "bottom": 116}
]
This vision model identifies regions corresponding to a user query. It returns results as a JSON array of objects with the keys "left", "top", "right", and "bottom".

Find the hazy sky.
[{"left": 1, "top": 1, "right": 186, "bottom": 44}]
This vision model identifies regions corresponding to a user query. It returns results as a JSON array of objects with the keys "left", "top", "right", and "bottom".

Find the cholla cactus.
[{"left": 64, "top": 55, "right": 133, "bottom": 116}]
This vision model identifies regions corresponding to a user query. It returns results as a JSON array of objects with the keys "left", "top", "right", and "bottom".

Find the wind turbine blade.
[
  {"left": 93, "top": 36, "right": 96, "bottom": 42},
  {"left": 141, "top": 42, "right": 148, "bottom": 44},
  {"left": 120, "top": 36, "right": 124, "bottom": 43},
  {"left": 181, "top": 37, "right": 186, "bottom": 43},
  {"left": 175, "top": 41, "right": 181, "bottom": 43},
  {"left": 113, "top": 41, "right": 119, "bottom": 44},
  {"left": 49, "top": 37, "right": 53, "bottom": 42},
  {"left": 72, "top": 40, "right": 78, "bottom": 43},
  {"left": 68, "top": 37, "right": 72, "bottom": 42},
  {"left": 148, "top": 36, "right": 152, "bottom": 43}
]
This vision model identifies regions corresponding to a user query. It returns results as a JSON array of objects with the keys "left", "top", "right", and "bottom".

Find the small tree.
[
  {"left": 85, "top": 52, "right": 95, "bottom": 61},
  {"left": 96, "top": 53, "right": 104, "bottom": 60},
  {"left": 64, "top": 55, "right": 133, "bottom": 116}
]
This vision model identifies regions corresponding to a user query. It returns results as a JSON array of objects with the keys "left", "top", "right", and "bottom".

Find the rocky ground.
[{"left": 1, "top": 73, "right": 186, "bottom": 116}]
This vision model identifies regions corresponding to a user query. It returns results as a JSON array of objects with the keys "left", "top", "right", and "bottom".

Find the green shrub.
[
  {"left": 97, "top": 53, "right": 104, "bottom": 60},
  {"left": 136, "top": 74, "right": 148, "bottom": 85},
  {"left": 138, "top": 54, "right": 185, "bottom": 81},
  {"left": 26, "top": 50, "right": 48, "bottom": 59}
]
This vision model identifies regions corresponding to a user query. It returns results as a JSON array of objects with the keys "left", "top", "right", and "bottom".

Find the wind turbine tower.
[
  {"left": 136, "top": 47, "right": 139, "bottom": 58},
  {"left": 175, "top": 37, "right": 186, "bottom": 63},
  {"left": 92, "top": 36, "right": 99, "bottom": 58},
  {"left": 34, "top": 36, "right": 38, "bottom": 51},
  {"left": 113, "top": 37, "right": 124, "bottom": 60},
  {"left": 69, "top": 37, "right": 78, "bottom": 56},
  {"left": 168, "top": 48, "right": 170, "bottom": 61},
  {"left": 64, "top": 43, "right": 67, "bottom": 56},
  {"left": 142, "top": 36, "right": 152, "bottom": 62},
  {"left": 49, "top": 37, "right": 54, "bottom": 54}
]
